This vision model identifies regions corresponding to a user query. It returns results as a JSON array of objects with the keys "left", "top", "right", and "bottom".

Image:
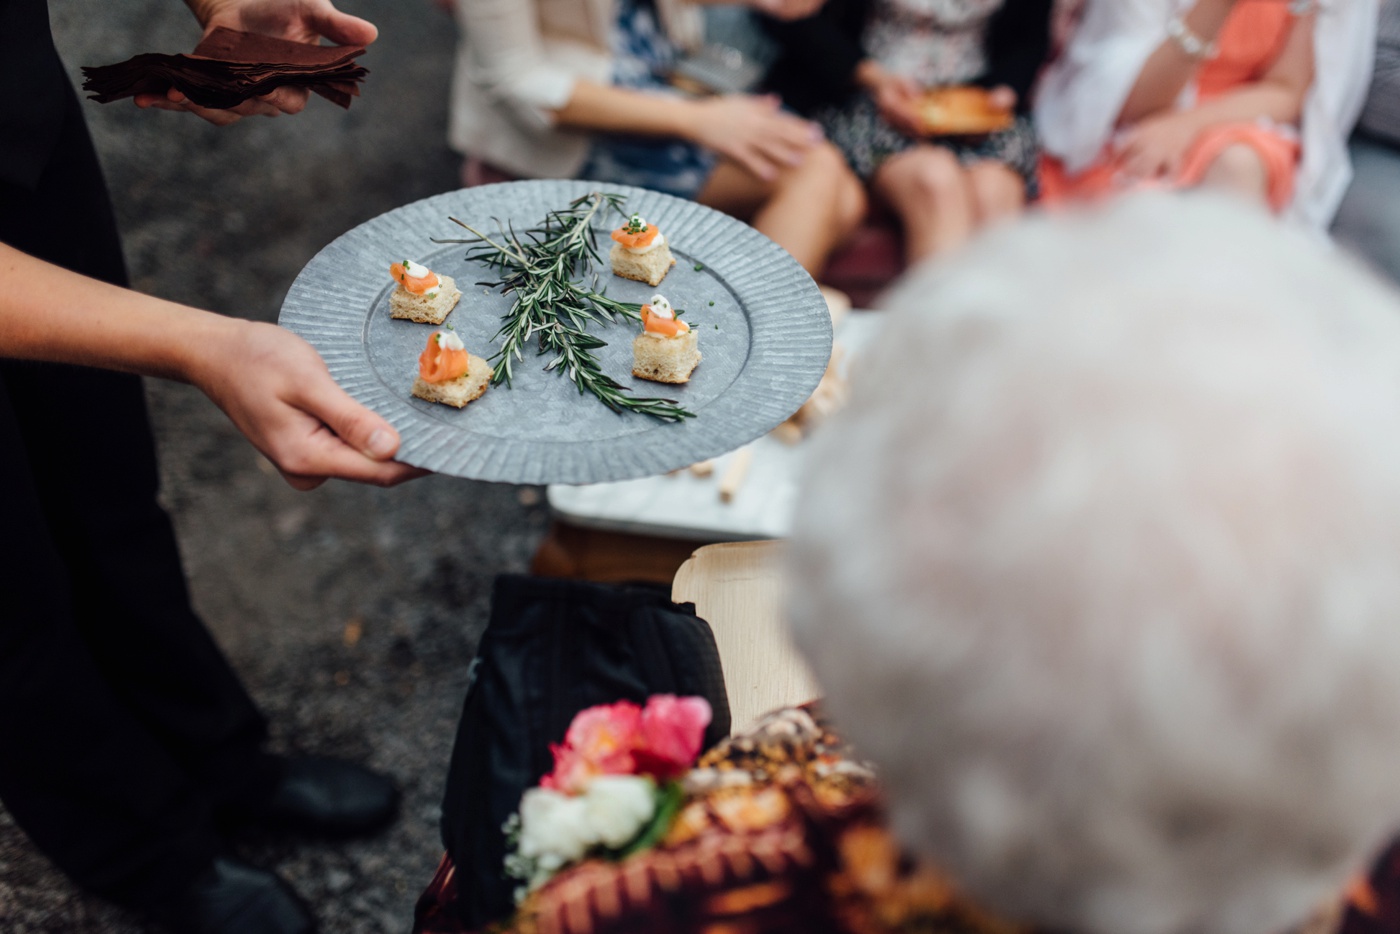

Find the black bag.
[{"left": 439, "top": 575, "right": 731, "bottom": 929}]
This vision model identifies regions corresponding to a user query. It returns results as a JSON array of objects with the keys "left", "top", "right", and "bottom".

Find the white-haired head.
[{"left": 788, "top": 194, "right": 1400, "bottom": 934}]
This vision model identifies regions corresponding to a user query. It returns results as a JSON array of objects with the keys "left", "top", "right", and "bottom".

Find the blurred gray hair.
[{"left": 788, "top": 194, "right": 1400, "bottom": 934}]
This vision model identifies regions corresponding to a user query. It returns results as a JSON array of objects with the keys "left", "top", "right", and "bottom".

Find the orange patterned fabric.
[{"left": 1038, "top": 0, "right": 1302, "bottom": 212}]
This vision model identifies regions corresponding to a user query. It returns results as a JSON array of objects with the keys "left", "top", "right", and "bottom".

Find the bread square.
[
  {"left": 411, "top": 353, "right": 493, "bottom": 408},
  {"left": 633, "top": 330, "right": 700, "bottom": 384},
  {"left": 390, "top": 274, "right": 462, "bottom": 325},
  {"left": 610, "top": 242, "right": 675, "bottom": 288}
]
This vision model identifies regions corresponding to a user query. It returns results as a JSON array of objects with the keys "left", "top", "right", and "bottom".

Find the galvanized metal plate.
[{"left": 278, "top": 180, "right": 832, "bottom": 484}]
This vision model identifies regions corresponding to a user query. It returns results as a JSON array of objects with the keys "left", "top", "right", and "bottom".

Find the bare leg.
[
  {"left": 698, "top": 142, "right": 867, "bottom": 276},
  {"left": 872, "top": 146, "right": 976, "bottom": 264},
  {"left": 966, "top": 160, "right": 1026, "bottom": 228},
  {"left": 1197, "top": 143, "right": 1271, "bottom": 206}
]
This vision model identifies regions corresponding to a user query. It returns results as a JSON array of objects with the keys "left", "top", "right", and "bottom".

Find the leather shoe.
[
  {"left": 257, "top": 756, "right": 400, "bottom": 836},
  {"left": 150, "top": 856, "right": 314, "bottom": 934}
]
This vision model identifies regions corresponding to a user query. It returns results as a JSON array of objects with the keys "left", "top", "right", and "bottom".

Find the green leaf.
[{"left": 613, "top": 782, "right": 686, "bottom": 860}]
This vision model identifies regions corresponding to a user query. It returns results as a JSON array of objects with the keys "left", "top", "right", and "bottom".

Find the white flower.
[
  {"left": 517, "top": 788, "right": 594, "bottom": 864},
  {"left": 582, "top": 775, "right": 657, "bottom": 849}
]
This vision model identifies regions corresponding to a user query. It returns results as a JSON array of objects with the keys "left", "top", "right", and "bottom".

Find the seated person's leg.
[
  {"left": 872, "top": 146, "right": 976, "bottom": 264},
  {"left": 1332, "top": 135, "right": 1400, "bottom": 286},
  {"left": 696, "top": 142, "right": 866, "bottom": 276},
  {"left": 1196, "top": 142, "right": 1271, "bottom": 204},
  {"left": 965, "top": 160, "right": 1027, "bottom": 228}
]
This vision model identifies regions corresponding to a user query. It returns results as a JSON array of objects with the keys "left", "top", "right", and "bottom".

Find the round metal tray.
[{"left": 278, "top": 179, "right": 832, "bottom": 484}]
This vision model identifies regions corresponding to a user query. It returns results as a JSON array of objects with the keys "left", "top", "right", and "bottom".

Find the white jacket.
[
  {"left": 450, "top": 0, "right": 704, "bottom": 180},
  {"left": 1035, "top": 0, "right": 1379, "bottom": 228}
]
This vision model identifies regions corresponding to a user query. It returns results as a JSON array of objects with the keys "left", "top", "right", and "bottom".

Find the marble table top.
[{"left": 547, "top": 311, "right": 882, "bottom": 542}]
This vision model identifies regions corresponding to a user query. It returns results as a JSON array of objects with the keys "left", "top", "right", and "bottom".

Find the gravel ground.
[{"left": 0, "top": 3, "right": 543, "bottom": 931}]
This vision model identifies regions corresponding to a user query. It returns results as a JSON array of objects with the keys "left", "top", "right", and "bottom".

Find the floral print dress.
[
  {"left": 576, "top": 0, "right": 717, "bottom": 199},
  {"left": 818, "top": 0, "right": 1039, "bottom": 188}
]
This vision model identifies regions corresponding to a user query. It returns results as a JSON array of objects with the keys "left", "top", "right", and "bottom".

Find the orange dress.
[{"left": 1040, "top": 0, "right": 1302, "bottom": 212}]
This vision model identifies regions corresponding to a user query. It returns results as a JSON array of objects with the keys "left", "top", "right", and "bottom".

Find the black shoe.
[
  {"left": 150, "top": 856, "right": 315, "bottom": 934},
  {"left": 257, "top": 756, "right": 401, "bottom": 837}
]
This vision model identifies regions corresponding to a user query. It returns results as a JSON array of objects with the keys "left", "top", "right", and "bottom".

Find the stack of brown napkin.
[{"left": 82, "top": 27, "right": 368, "bottom": 110}]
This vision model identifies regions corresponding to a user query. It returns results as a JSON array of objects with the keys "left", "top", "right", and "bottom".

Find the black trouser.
[{"left": 0, "top": 81, "right": 275, "bottom": 910}]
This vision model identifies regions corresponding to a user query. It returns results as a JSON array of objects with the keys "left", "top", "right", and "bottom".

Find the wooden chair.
[{"left": 671, "top": 541, "right": 821, "bottom": 733}]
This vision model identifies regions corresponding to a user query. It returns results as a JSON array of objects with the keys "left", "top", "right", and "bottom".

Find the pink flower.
[
  {"left": 540, "top": 696, "right": 712, "bottom": 792},
  {"left": 634, "top": 695, "right": 712, "bottom": 781},
  {"left": 542, "top": 701, "right": 642, "bottom": 793}
]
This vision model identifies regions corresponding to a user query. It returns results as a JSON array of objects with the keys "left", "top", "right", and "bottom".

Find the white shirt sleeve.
[
  {"left": 454, "top": 0, "right": 585, "bottom": 129},
  {"left": 1035, "top": 0, "right": 1184, "bottom": 173}
]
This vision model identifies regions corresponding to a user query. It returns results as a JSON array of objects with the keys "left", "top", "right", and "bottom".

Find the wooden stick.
[{"left": 719, "top": 447, "right": 753, "bottom": 503}]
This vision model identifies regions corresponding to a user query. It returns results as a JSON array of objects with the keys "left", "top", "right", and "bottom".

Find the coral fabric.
[{"left": 1039, "top": 0, "right": 1301, "bottom": 212}]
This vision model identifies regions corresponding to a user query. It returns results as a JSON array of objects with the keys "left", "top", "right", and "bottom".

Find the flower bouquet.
[{"left": 503, "top": 695, "right": 713, "bottom": 900}]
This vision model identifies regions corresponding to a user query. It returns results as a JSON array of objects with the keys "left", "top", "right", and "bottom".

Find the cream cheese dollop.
[
  {"left": 436, "top": 329, "right": 466, "bottom": 352},
  {"left": 403, "top": 259, "right": 433, "bottom": 279},
  {"left": 642, "top": 294, "right": 688, "bottom": 339},
  {"left": 623, "top": 231, "right": 666, "bottom": 256},
  {"left": 648, "top": 294, "right": 674, "bottom": 318}
]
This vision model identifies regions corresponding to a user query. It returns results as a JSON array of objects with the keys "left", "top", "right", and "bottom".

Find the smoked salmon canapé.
[
  {"left": 411, "top": 329, "right": 492, "bottom": 408},
  {"left": 610, "top": 213, "right": 675, "bottom": 288},
  {"left": 389, "top": 258, "right": 462, "bottom": 325},
  {"left": 632, "top": 294, "right": 700, "bottom": 385}
]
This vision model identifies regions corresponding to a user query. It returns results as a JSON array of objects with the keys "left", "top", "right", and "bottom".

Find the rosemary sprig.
[{"left": 433, "top": 192, "right": 694, "bottom": 422}]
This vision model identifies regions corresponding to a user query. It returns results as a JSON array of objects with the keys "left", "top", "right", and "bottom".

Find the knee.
[
  {"left": 795, "top": 142, "right": 868, "bottom": 233},
  {"left": 968, "top": 164, "right": 1026, "bottom": 221},
  {"left": 792, "top": 140, "right": 854, "bottom": 187},
  {"left": 1203, "top": 144, "right": 1267, "bottom": 193},
  {"left": 899, "top": 148, "right": 968, "bottom": 210}
]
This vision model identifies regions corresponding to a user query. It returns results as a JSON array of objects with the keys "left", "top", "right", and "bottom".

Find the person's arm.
[
  {"left": 0, "top": 243, "right": 422, "bottom": 490},
  {"left": 692, "top": 0, "right": 826, "bottom": 19},
  {"left": 1117, "top": 0, "right": 1239, "bottom": 125},
  {"left": 1113, "top": 12, "right": 1314, "bottom": 179},
  {"left": 136, "top": 0, "right": 378, "bottom": 125},
  {"left": 553, "top": 82, "right": 823, "bottom": 181},
  {"left": 978, "top": 0, "right": 1055, "bottom": 114}
]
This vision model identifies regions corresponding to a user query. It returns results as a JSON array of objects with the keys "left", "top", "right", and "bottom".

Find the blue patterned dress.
[{"left": 576, "top": 0, "right": 717, "bottom": 199}]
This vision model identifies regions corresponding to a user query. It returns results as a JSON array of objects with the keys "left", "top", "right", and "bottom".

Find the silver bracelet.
[{"left": 1166, "top": 15, "right": 1219, "bottom": 60}]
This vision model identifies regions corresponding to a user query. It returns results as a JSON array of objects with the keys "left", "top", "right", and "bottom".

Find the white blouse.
[
  {"left": 1034, "top": 0, "right": 1379, "bottom": 229},
  {"left": 449, "top": 0, "right": 703, "bottom": 180}
]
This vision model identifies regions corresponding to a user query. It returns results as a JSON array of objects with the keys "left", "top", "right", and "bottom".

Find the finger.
[
  {"left": 135, "top": 97, "right": 185, "bottom": 112},
  {"left": 297, "top": 374, "right": 403, "bottom": 462},
  {"left": 283, "top": 425, "right": 428, "bottom": 487},
  {"left": 732, "top": 144, "right": 779, "bottom": 182},
  {"left": 305, "top": 3, "right": 379, "bottom": 46},
  {"left": 987, "top": 86, "right": 1017, "bottom": 111},
  {"left": 227, "top": 98, "right": 284, "bottom": 118},
  {"left": 280, "top": 470, "right": 327, "bottom": 492},
  {"left": 189, "top": 106, "right": 243, "bottom": 127},
  {"left": 755, "top": 135, "right": 809, "bottom": 168},
  {"left": 255, "top": 87, "right": 309, "bottom": 116}
]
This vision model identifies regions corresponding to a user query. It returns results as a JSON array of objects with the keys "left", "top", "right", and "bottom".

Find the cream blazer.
[
  {"left": 1035, "top": 0, "right": 1378, "bottom": 229},
  {"left": 450, "top": 0, "right": 704, "bottom": 180}
]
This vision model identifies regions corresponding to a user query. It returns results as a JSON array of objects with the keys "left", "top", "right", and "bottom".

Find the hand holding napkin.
[{"left": 82, "top": 27, "right": 368, "bottom": 111}]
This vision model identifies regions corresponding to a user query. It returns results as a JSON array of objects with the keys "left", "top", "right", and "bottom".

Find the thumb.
[
  {"left": 306, "top": 2, "right": 379, "bottom": 46},
  {"left": 300, "top": 376, "right": 401, "bottom": 461}
]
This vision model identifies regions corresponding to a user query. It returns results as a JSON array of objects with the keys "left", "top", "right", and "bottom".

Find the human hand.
[
  {"left": 870, "top": 71, "right": 924, "bottom": 137},
  {"left": 1113, "top": 111, "right": 1200, "bottom": 181},
  {"left": 188, "top": 319, "right": 425, "bottom": 490},
  {"left": 747, "top": 0, "right": 826, "bottom": 20},
  {"left": 135, "top": 0, "right": 378, "bottom": 126},
  {"left": 986, "top": 85, "right": 1016, "bottom": 113},
  {"left": 687, "top": 94, "right": 823, "bottom": 182}
]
